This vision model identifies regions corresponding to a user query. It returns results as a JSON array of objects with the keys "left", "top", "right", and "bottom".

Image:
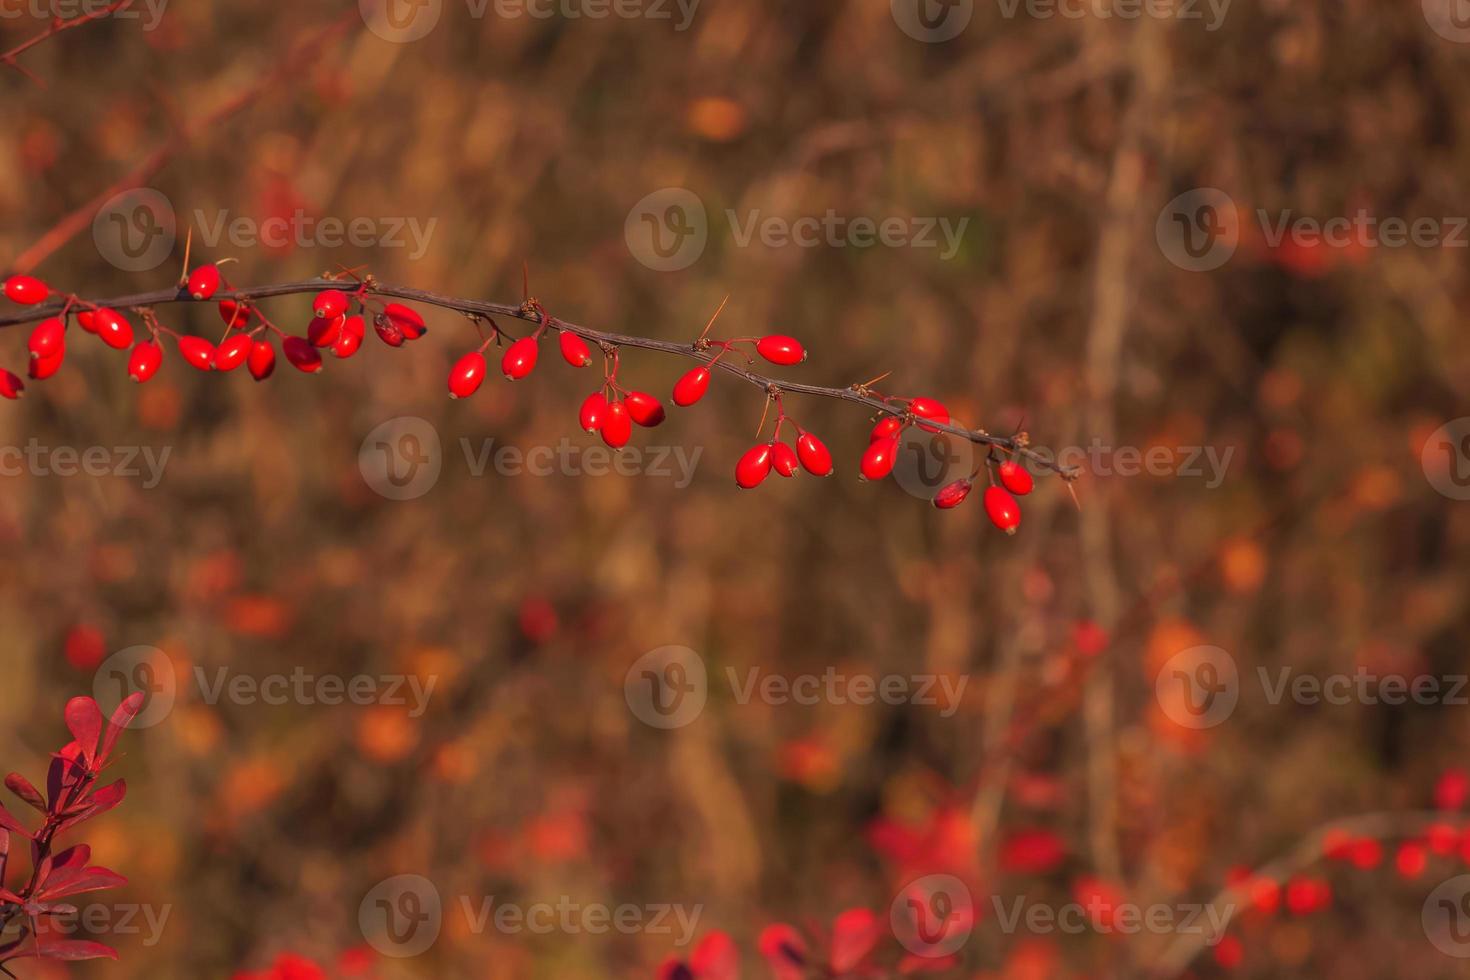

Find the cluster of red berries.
[
  {"left": 446, "top": 303, "right": 671, "bottom": 450},
  {"left": 3, "top": 270, "right": 428, "bottom": 390},
  {"left": 5, "top": 270, "right": 1054, "bottom": 529}
]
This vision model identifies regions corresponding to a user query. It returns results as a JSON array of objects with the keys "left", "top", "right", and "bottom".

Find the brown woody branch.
[{"left": 0, "top": 278, "right": 1079, "bottom": 479}]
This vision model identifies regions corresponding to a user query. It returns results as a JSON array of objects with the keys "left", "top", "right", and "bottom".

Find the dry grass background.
[{"left": 1, "top": 0, "right": 1469, "bottom": 976}]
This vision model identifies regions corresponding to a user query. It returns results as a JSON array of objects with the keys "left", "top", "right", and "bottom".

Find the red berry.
[
  {"left": 1347, "top": 837, "right": 1382, "bottom": 870},
  {"left": 219, "top": 299, "right": 250, "bottom": 329},
  {"left": 909, "top": 397, "right": 950, "bottom": 433},
  {"left": 600, "top": 400, "right": 631, "bottom": 448},
  {"left": 28, "top": 348, "right": 64, "bottom": 380},
  {"left": 933, "top": 478, "right": 973, "bottom": 509},
  {"left": 1249, "top": 877, "right": 1280, "bottom": 915},
  {"left": 313, "top": 289, "right": 350, "bottom": 320},
  {"left": 624, "top": 391, "right": 666, "bottom": 427},
  {"left": 559, "top": 331, "right": 592, "bottom": 367},
  {"left": 247, "top": 341, "right": 276, "bottom": 381},
  {"left": 771, "top": 442, "right": 800, "bottom": 478},
  {"left": 1212, "top": 935, "right": 1243, "bottom": 970},
  {"left": 448, "top": 352, "right": 487, "bottom": 399},
  {"left": 1396, "top": 842, "right": 1428, "bottom": 879},
  {"left": 178, "top": 336, "right": 216, "bottom": 371},
  {"left": 871, "top": 416, "right": 903, "bottom": 442},
  {"left": 1284, "top": 877, "right": 1330, "bottom": 916},
  {"left": 736, "top": 444, "right": 774, "bottom": 489},
  {"left": 382, "top": 302, "right": 426, "bottom": 340},
  {"left": 308, "top": 314, "right": 344, "bottom": 347},
  {"left": 755, "top": 335, "right": 806, "bottom": 366},
  {"left": 93, "top": 308, "right": 133, "bottom": 350},
  {"left": 4, "top": 275, "right": 48, "bottom": 305},
  {"left": 128, "top": 342, "right": 163, "bottom": 383},
  {"left": 187, "top": 264, "right": 221, "bottom": 300},
  {"left": 76, "top": 310, "right": 97, "bottom": 333},
  {"left": 673, "top": 366, "right": 712, "bottom": 407},
  {"left": 0, "top": 369, "right": 25, "bottom": 399},
  {"left": 333, "top": 316, "right": 365, "bottom": 359},
  {"left": 796, "top": 432, "right": 833, "bottom": 476},
  {"left": 860, "top": 437, "right": 899, "bottom": 481},
  {"left": 502, "top": 337, "right": 539, "bottom": 380},
  {"left": 1429, "top": 822, "right": 1459, "bottom": 855},
  {"left": 984, "top": 485, "right": 1021, "bottom": 534},
  {"left": 374, "top": 313, "right": 405, "bottom": 347},
  {"left": 1435, "top": 770, "right": 1470, "bottom": 810},
  {"left": 999, "top": 460, "right": 1034, "bottom": 496},
  {"left": 283, "top": 336, "right": 323, "bottom": 374},
  {"left": 579, "top": 392, "right": 608, "bottom": 433},
  {"left": 27, "top": 317, "right": 65, "bottom": 361},
  {"left": 214, "top": 333, "right": 253, "bottom": 372}
]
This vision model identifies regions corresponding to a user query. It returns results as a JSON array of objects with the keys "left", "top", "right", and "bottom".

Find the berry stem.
[{"left": 0, "top": 278, "right": 1077, "bottom": 479}]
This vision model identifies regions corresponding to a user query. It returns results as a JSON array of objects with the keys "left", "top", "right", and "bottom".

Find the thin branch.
[
  {"left": 1150, "top": 810, "right": 1450, "bottom": 979},
  {"left": 0, "top": 277, "right": 1079, "bottom": 478},
  {"left": 7, "top": 11, "right": 358, "bottom": 274},
  {"left": 0, "top": 0, "right": 138, "bottom": 85}
]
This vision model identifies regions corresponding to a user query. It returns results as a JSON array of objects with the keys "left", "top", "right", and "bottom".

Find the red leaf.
[
  {"left": 64, "top": 698, "right": 104, "bottom": 770},
  {"left": 4, "top": 774, "right": 45, "bottom": 812},
  {"left": 35, "top": 865, "right": 127, "bottom": 902},
  {"left": 51, "top": 844, "right": 90, "bottom": 871},
  {"left": 100, "top": 692, "right": 146, "bottom": 764},
  {"left": 0, "top": 934, "right": 118, "bottom": 961},
  {"left": 757, "top": 924, "right": 807, "bottom": 980},
  {"left": 0, "top": 803, "right": 32, "bottom": 839},
  {"left": 830, "top": 908, "right": 881, "bottom": 972},
  {"left": 56, "top": 780, "right": 127, "bottom": 834}
]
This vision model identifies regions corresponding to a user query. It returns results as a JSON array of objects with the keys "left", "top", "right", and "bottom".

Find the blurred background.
[{"left": 2, "top": 0, "right": 1470, "bottom": 976}]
